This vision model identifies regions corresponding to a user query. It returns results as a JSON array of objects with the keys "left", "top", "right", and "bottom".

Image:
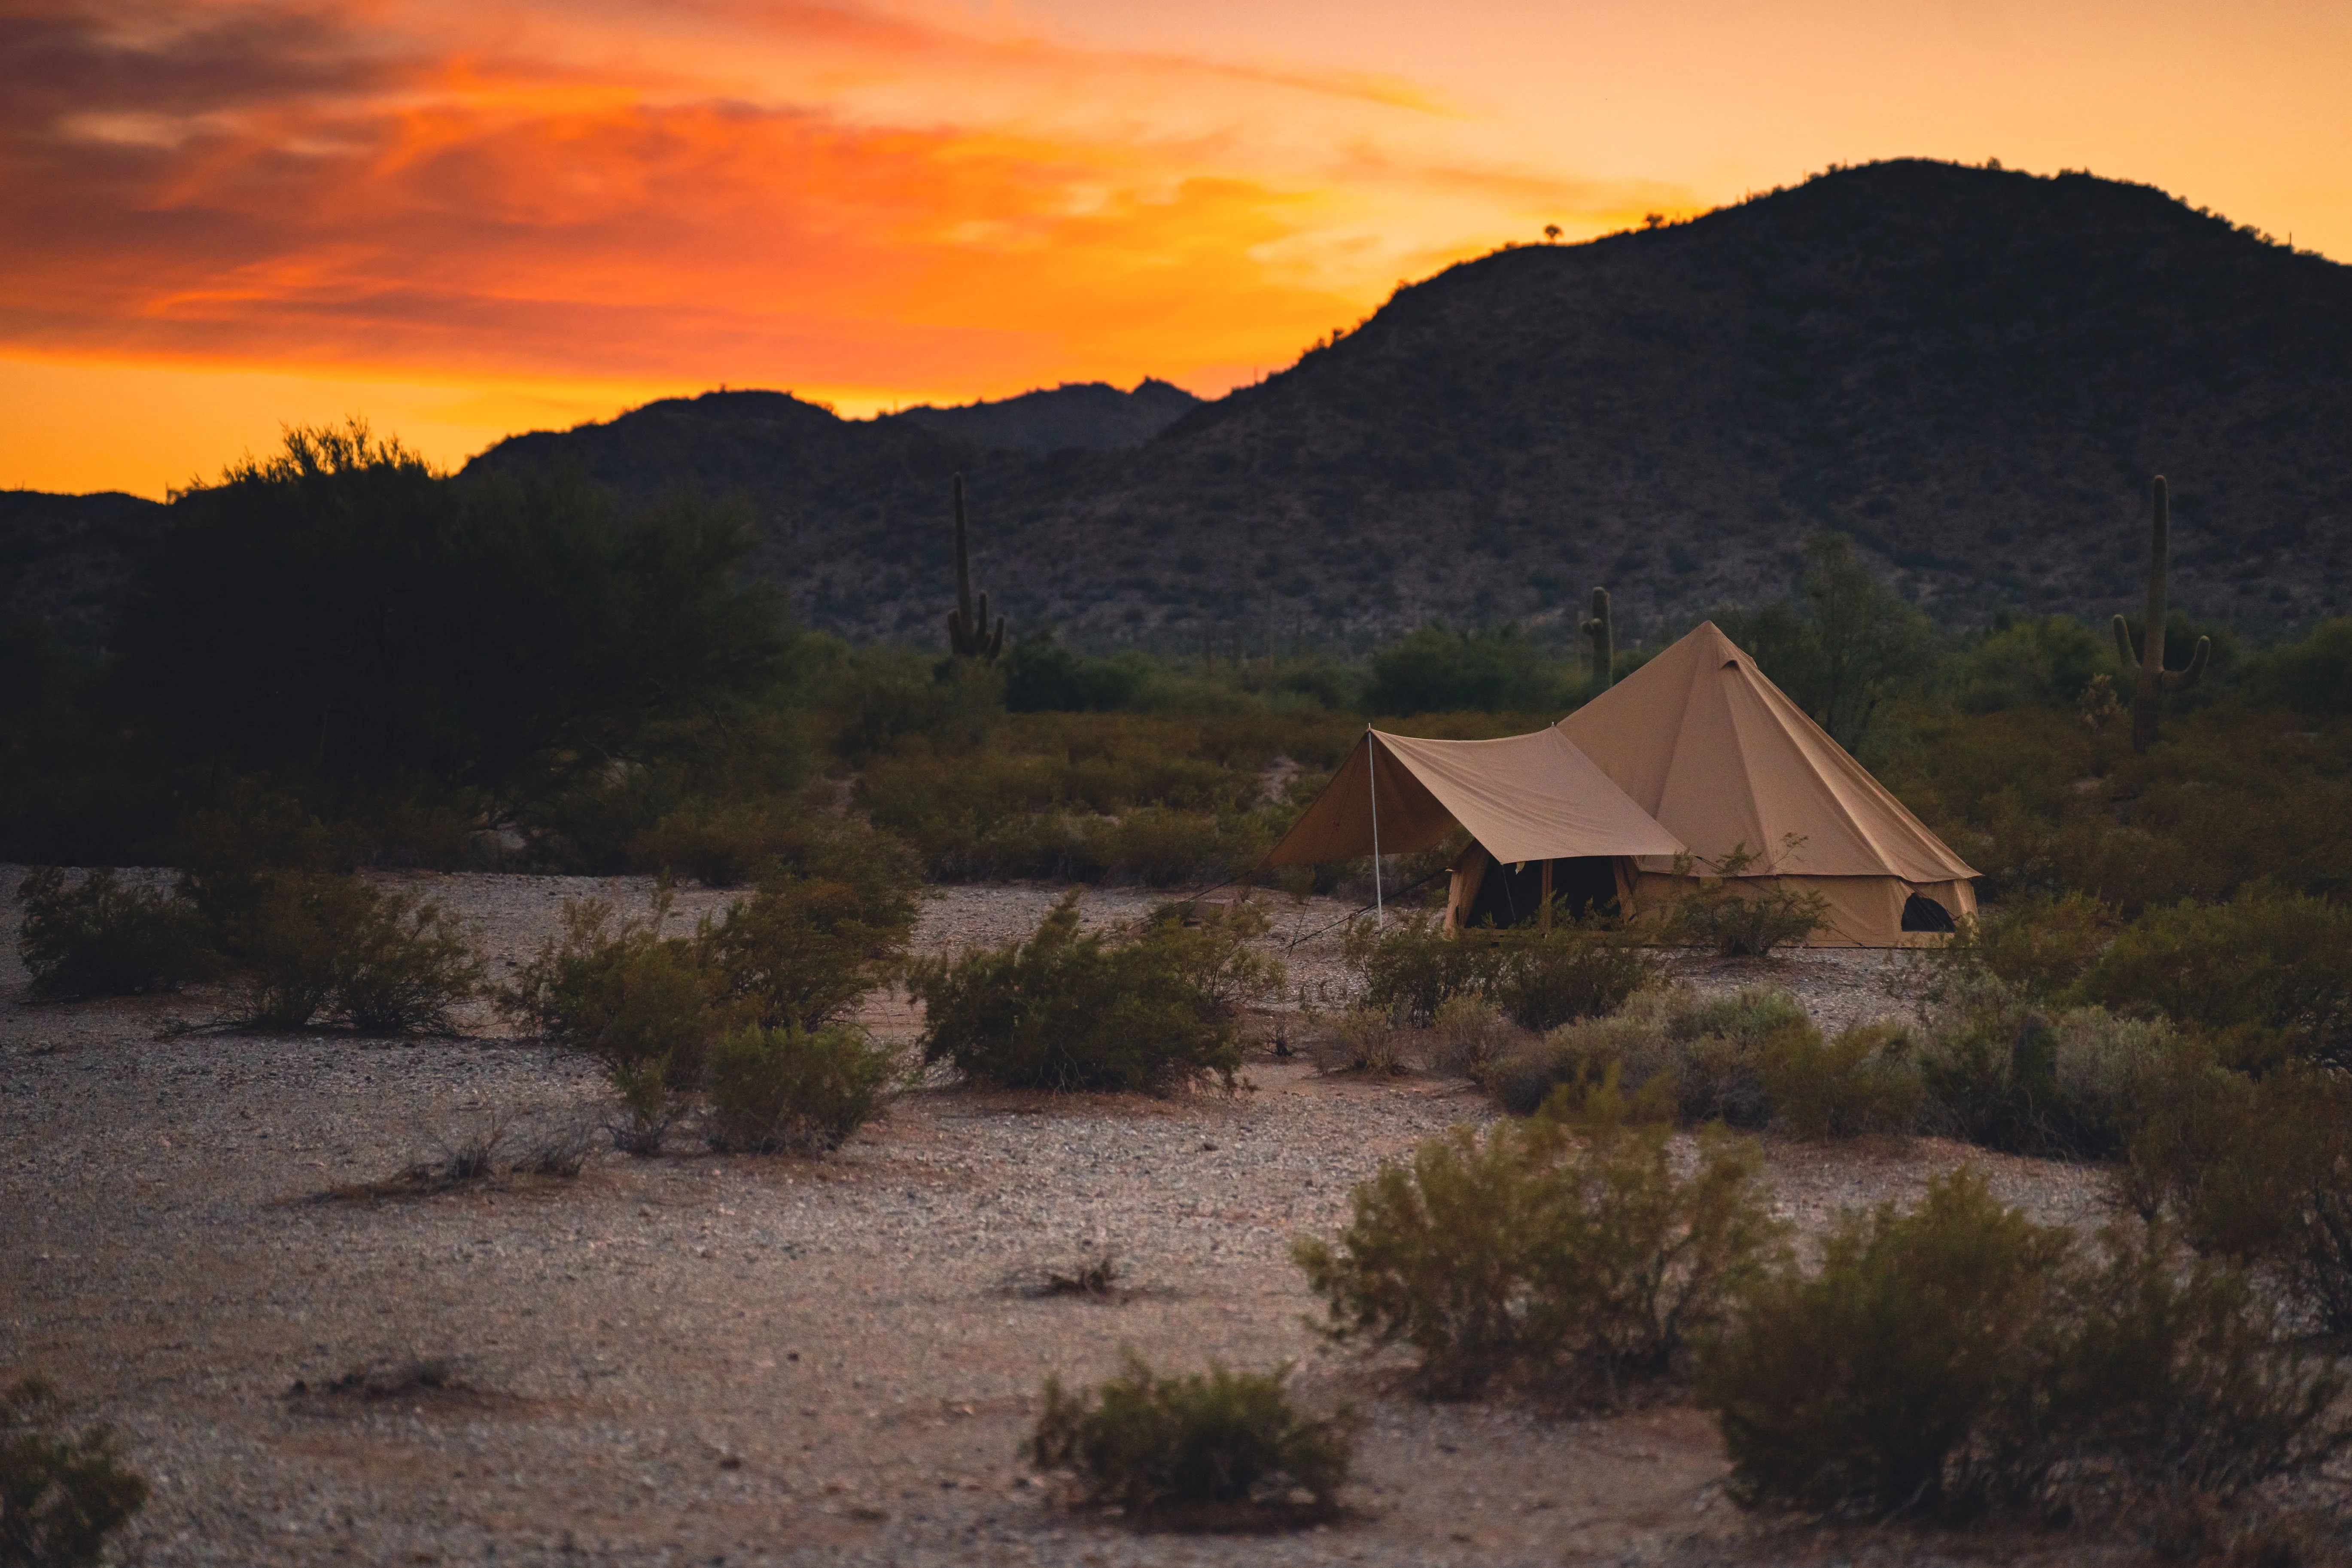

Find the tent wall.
[{"left": 1625, "top": 872, "right": 1979, "bottom": 948}]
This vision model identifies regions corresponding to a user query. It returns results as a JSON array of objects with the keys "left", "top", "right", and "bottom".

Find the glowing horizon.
[{"left": 4, "top": 0, "right": 2346, "bottom": 498}]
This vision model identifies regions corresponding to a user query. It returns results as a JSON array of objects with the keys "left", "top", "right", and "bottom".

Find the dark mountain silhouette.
[
  {"left": 1, "top": 489, "right": 169, "bottom": 660},
  {"left": 466, "top": 160, "right": 2352, "bottom": 649},
  {"left": 892, "top": 379, "right": 1199, "bottom": 452},
  {"left": 13, "top": 160, "right": 2352, "bottom": 656}
]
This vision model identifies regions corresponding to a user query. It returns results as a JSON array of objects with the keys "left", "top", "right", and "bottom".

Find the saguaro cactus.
[
  {"left": 1582, "top": 587, "right": 1615, "bottom": 691},
  {"left": 2111, "top": 475, "right": 2209, "bottom": 754},
  {"left": 945, "top": 473, "right": 1006, "bottom": 662}
]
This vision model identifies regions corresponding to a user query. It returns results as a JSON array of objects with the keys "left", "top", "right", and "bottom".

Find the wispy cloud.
[{"left": 0, "top": 0, "right": 1680, "bottom": 401}]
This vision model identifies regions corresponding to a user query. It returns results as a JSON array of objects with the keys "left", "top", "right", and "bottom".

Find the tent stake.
[{"left": 1367, "top": 729, "right": 1384, "bottom": 926}]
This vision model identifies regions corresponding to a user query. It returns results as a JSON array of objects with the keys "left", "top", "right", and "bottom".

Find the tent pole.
[{"left": 1367, "top": 730, "right": 1384, "bottom": 926}]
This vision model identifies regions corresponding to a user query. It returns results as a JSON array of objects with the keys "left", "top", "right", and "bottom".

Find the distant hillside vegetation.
[{"left": 12, "top": 161, "right": 2351, "bottom": 655}]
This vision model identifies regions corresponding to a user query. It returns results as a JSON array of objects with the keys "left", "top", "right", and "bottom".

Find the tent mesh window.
[
  {"left": 1464, "top": 854, "right": 1620, "bottom": 929},
  {"left": 1901, "top": 893, "right": 1957, "bottom": 933}
]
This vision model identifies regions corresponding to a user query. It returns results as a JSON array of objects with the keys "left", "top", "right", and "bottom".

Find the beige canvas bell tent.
[
  {"left": 1263, "top": 728, "right": 1686, "bottom": 929},
  {"left": 1553, "top": 621, "right": 1978, "bottom": 945}
]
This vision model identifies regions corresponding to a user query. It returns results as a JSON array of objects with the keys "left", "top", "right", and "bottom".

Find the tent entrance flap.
[{"left": 1451, "top": 843, "right": 1624, "bottom": 930}]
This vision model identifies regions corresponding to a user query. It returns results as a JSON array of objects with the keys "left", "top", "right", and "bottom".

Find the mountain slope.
[
  {"left": 15, "top": 161, "right": 2351, "bottom": 659},
  {"left": 474, "top": 159, "right": 2351, "bottom": 649},
  {"left": 892, "top": 379, "right": 1199, "bottom": 452}
]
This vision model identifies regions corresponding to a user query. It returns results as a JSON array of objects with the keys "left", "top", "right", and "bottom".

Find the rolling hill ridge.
[{"left": 9, "top": 159, "right": 2350, "bottom": 659}]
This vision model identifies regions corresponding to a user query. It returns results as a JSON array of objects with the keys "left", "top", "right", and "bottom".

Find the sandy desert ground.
[{"left": 3, "top": 868, "right": 2131, "bottom": 1566}]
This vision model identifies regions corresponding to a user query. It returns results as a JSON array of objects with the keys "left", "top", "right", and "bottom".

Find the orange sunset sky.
[{"left": 3, "top": 0, "right": 2347, "bottom": 498}]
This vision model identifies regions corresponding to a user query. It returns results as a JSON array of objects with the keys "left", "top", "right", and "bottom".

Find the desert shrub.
[
  {"left": 380, "top": 1108, "right": 597, "bottom": 1190},
  {"left": 1993, "top": 1218, "right": 2348, "bottom": 1515},
  {"left": 700, "top": 822, "right": 922, "bottom": 1032},
  {"left": 911, "top": 893, "right": 1273, "bottom": 1093},
  {"left": 1938, "top": 892, "right": 2117, "bottom": 1000},
  {"left": 1914, "top": 975, "right": 2175, "bottom": 1158},
  {"left": 228, "top": 875, "right": 482, "bottom": 1032},
  {"left": 14, "top": 868, "right": 213, "bottom": 999},
  {"left": 1486, "top": 923, "right": 1658, "bottom": 1031},
  {"left": 1492, "top": 987, "right": 1805, "bottom": 1124},
  {"left": 1664, "top": 855, "right": 1830, "bottom": 957},
  {"left": 1310, "top": 1005, "right": 1411, "bottom": 1075},
  {"left": 322, "top": 890, "right": 484, "bottom": 1032},
  {"left": 2076, "top": 884, "right": 2352, "bottom": 1068},
  {"left": 170, "top": 788, "right": 343, "bottom": 942},
  {"left": 1699, "top": 1170, "right": 2075, "bottom": 1516},
  {"left": 634, "top": 796, "right": 814, "bottom": 887},
  {"left": 1427, "top": 993, "right": 1524, "bottom": 1081},
  {"left": 502, "top": 894, "right": 716, "bottom": 1151},
  {"left": 1759, "top": 1020, "right": 1924, "bottom": 1139},
  {"left": 2125, "top": 1061, "right": 2352, "bottom": 1335},
  {"left": 1296, "top": 1074, "right": 1783, "bottom": 1399},
  {"left": 1342, "top": 910, "right": 1491, "bottom": 1027},
  {"left": 2241, "top": 617, "right": 2352, "bottom": 716},
  {"left": 1029, "top": 1354, "right": 1356, "bottom": 1522},
  {"left": 1363, "top": 623, "right": 1568, "bottom": 714},
  {"left": 0, "top": 1375, "right": 149, "bottom": 1568},
  {"left": 1087, "top": 808, "right": 1268, "bottom": 888},
  {"left": 703, "top": 1024, "right": 898, "bottom": 1154},
  {"left": 1003, "top": 632, "right": 1152, "bottom": 713},
  {"left": 1950, "top": 614, "right": 2111, "bottom": 715},
  {"left": 1699, "top": 1173, "right": 2346, "bottom": 1520}
]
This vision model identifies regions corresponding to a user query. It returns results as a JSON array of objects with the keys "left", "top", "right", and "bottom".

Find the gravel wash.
[{"left": 4, "top": 870, "right": 2118, "bottom": 1567}]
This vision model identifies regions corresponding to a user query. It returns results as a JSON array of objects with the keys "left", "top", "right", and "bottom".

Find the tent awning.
[{"left": 1263, "top": 728, "right": 1686, "bottom": 868}]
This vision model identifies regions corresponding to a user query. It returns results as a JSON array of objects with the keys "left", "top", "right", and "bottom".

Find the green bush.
[
  {"left": 1296, "top": 1074, "right": 1783, "bottom": 1399},
  {"left": 1663, "top": 848, "right": 1829, "bottom": 956},
  {"left": 1700, "top": 1171, "right": 2072, "bottom": 1515},
  {"left": 1759, "top": 1020, "right": 1924, "bottom": 1139},
  {"left": 2076, "top": 883, "right": 2352, "bottom": 1068},
  {"left": 1029, "top": 1353, "right": 1357, "bottom": 1522},
  {"left": 1914, "top": 974, "right": 2178, "bottom": 1158},
  {"left": 1363, "top": 623, "right": 1570, "bottom": 714},
  {"left": 699, "top": 820, "right": 922, "bottom": 1031},
  {"left": 1004, "top": 633, "right": 1152, "bottom": 712},
  {"left": 15, "top": 868, "right": 213, "bottom": 1000},
  {"left": 2000, "top": 1218, "right": 2347, "bottom": 1513},
  {"left": 1492, "top": 986, "right": 1806, "bottom": 1124},
  {"left": 229, "top": 875, "right": 482, "bottom": 1032},
  {"left": 1940, "top": 891, "right": 2117, "bottom": 999},
  {"left": 703, "top": 1024, "right": 898, "bottom": 1154},
  {"left": 0, "top": 1375, "right": 149, "bottom": 1568},
  {"left": 1342, "top": 910, "right": 1491, "bottom": 1027},
  {"left": 2124, "top": 1061, "right": 2352, "bottom": 1335},
  {"left": 1698, "top": 1173, "right": 2346, "bottom": 1520},
  {"left": 634, "top": 796, "right": 815, "bottom": 887},
  {"left": 1426, "top": 993, "right": 1524, "bottom": 1081},
  {"left": 911, "top": 894, "right": 1274, "bottom": 1093},
  {"left": 502, "top": 894, "right": 715, "bottom": 1150},
  {"left": 1486, "top": 924, "right": 1658, "bottom": 1031},
  {"left": 1308, "top": 1005, "right": 1410, "bottom": 1076},
  {"left": 2241, "top": 617, "right": 2352, "bottom": 715}
]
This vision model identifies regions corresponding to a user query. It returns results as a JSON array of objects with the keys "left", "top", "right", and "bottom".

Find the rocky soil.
[{"left": 3, "top": 869, "right": 2122, "bottom": 1566}]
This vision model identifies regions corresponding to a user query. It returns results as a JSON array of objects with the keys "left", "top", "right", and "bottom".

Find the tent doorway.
[{"left": 1454, "top": 846, "right": 1622, "bottom": 930}]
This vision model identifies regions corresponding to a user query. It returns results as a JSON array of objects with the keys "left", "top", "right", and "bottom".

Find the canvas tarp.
[
  {"left": 1263, "top": 728, "right": 1685, "bottom": 869},
  {"left": 1555, "top": 621, "right": 1978, "bottom": 944}
]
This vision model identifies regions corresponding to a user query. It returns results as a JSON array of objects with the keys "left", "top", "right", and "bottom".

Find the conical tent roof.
[
  {"left": 1264, "top": 728, "right": 1684, "bottom": 868},
  {"left": 1554, "top": 621, "right": 1976, "bottom": 882}
]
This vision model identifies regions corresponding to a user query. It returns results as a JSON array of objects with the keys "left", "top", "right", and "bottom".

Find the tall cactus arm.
[
  {"left": 2112, "top": 614, "right": 2139, "bottom": 673},
  {"left": 2159, "top": 636, "right": 2212, "bottom": 692}
]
